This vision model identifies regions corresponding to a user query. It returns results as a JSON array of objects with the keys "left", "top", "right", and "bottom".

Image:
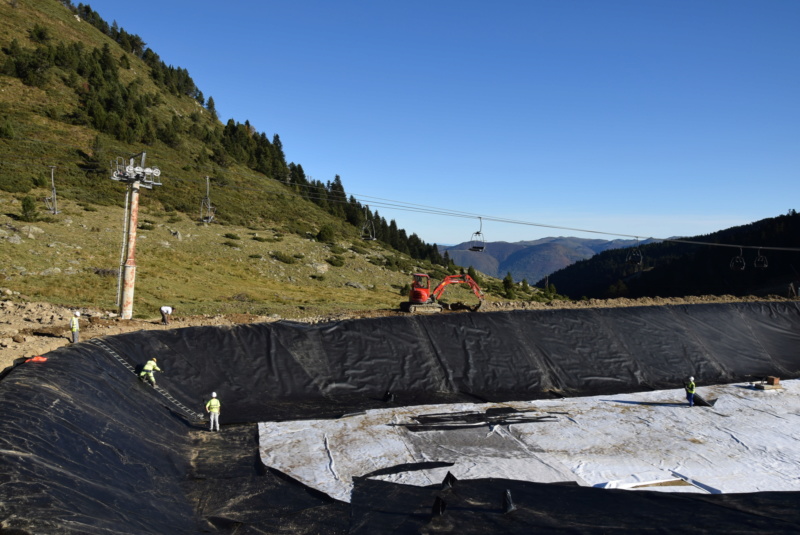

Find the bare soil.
[{"left": 1, "top": 294, "right": 794, "bottom": 372}]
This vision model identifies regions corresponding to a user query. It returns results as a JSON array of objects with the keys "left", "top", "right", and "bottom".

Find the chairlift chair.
[
  {"left": 468, "top": 217, "right": 486, "bottom": 252},
  {"left": 754, "top": 249, "right": 768, "bottom": 269},
  {"left": 361, "top": 220, "right": 376, "bottom": 241},
  {"left": 730, "top": 248, "right": 746, "bottom": 271},
  {"left": 626, "top": 238, "right": 643, "bottom": 266}
]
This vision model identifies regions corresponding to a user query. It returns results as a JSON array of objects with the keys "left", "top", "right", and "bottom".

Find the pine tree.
[
  {"left": 468, "top": 266, "right": 482, "bottom": 285},
  {"left": 206, "top": 96, "right": 217, "bottom": 120},
  {"left": 503, "top": 272, "right": 516, "bottom": 299},
  {"left": 20, "top": 196, "right": 38, "bottom": 222}
]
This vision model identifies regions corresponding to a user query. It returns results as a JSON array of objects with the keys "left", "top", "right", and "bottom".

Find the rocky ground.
[{"left": 1, "top": 293, "right": 794, "bottom": 372}]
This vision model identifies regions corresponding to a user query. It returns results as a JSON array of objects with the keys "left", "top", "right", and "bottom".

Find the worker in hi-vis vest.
[
  {"left": 685, "top": 376, "right": 696, "bottom": 407},
  {"left": 205, "top": 392, "right": 221, "bottom": 432},
  {"left": 139, "top": 358, "right": 162, "bottom": 387},
  {"left": 69, "top": 311, "right": 80, "bottom": 343}
]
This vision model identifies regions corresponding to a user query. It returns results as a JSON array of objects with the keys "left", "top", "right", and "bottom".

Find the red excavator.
[{"left": 401, "top": 273, "right": 485, "bottom": 313}]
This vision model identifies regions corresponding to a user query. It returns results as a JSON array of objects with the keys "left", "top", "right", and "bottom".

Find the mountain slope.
[
  {"left": 543, "top": 212, "right": 800, "bottom": 299},
  {"left": 443, "top": 237, "right": 656, "bottom": 282}
]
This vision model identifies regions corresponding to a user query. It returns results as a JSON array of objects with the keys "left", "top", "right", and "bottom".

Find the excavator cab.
[{"left": 409, "top": 273, "right": 433, "bottom": 304}]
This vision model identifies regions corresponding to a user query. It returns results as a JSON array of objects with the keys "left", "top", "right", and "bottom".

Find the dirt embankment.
[{"left": 1, "top": 294, "right": 794, "bottom": 372}]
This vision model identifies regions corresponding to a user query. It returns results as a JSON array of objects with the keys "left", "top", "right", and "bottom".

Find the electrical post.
[{"left": 111, "top": 152, "right": 162, "bottom": 320}]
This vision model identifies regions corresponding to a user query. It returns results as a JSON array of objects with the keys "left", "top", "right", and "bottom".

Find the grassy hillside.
[{"left": 0, "top": 189, "right": 480, "bottom": 318}]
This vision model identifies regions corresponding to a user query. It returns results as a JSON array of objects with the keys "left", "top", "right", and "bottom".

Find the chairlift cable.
[{"left": 5, "top": 135, "right": 800, "bottom": 253}]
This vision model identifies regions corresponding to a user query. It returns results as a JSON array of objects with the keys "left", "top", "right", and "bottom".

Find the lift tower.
[
  {"left": 44, "top": 165, "right": 59, "bottom": 215},
  {"left": 111, "top": 152, "right": 162, "bottom": 319}
]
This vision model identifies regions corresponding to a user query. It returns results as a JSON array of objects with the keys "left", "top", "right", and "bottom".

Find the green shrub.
[
  {"left": 249, "top": 254, "right": 262, "bottom": 259},
  {"left": 222, "top": 241, "right": 239, "bottom": 248},
  {"left": 0, "top": 118, "right": 15, "bottom": 139},
  {"left": 325, "top": 255, "right": 345, "bottom": 267},
  {"left": 271, "top": 251, "right": 296, "bottom": 264},
  {"left": 28, "top": 24, "right": 51, "bottom": 43},
  {"left": 317, "top": 224, "right": 336, "bottom": 243},
  {"left": 223, "top": 232, "right": 240, "bottom": 240},
  {"left": 329, "top": 245, "right": 347, "bottom": 255},
  {"left": 285, "top": 220, "right": 312, "bottom": 236},
  {"left": 251, "top": 236, "right": 268, "bottom": 242}
]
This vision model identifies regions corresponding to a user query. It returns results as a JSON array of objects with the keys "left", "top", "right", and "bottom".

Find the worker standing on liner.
[
  {"left": 69, "top": 311, "right": 80, "bottom": 343},
  {"left": 139, "top": 358, "right": 162, "bottom": 387},
  {"left": 205, "top": 392, "right": 221, "bottom": 432},
  {"left": 685, "top": 376, "right": 696, "bottom": 407}
]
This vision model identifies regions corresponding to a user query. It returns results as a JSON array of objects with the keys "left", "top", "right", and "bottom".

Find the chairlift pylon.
[
  {"left": 754, "top": 249, "right": 768, "bottom": 269},
  {"left": 361, "top": 206, "right": 377, "bottom": 241},
  {"left": 730, "top": 248, "right": 746, "bottom": 271},
  {"left": 200, "top": 176, "right": 216, "bottom": 223},
  {"left": 468, "top": 217, "right": 486, "bottom": 253}
]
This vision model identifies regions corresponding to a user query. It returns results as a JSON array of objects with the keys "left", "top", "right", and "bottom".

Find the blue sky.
[{"left": 86, "top": 0, "right": 799, "bottom": 245}]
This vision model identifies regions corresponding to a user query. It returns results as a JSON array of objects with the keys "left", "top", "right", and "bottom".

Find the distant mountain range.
[{"left": 441, "top": 237, "right": 659, "bottom": 283}]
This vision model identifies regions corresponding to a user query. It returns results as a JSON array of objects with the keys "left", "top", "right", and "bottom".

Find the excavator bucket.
[{"left": 471, "top": 300, "right": 484, "bottom": 312}]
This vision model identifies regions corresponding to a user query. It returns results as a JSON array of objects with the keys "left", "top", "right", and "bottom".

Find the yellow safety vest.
[{"left": 206, "top": 398, "right": 221, "bottom": 413}]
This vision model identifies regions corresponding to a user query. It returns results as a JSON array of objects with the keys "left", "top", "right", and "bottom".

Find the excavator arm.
[{"left": 431, "top": 274, "right": 485, "bottom": 302}]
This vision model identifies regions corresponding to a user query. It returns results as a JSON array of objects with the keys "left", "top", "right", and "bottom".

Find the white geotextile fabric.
[{"left": 259, "top": 380, "right": 800, "bottom": 503}]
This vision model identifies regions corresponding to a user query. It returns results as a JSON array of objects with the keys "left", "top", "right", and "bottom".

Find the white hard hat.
[
  {"left": 689, "top": 376, "right": 694, "bottom": 381},
  {"left": 212, "top": 392, "right": 217, "bottom": 398},
  {"left": 74, "top": 311, "right": 81, "bottom": 317}
]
